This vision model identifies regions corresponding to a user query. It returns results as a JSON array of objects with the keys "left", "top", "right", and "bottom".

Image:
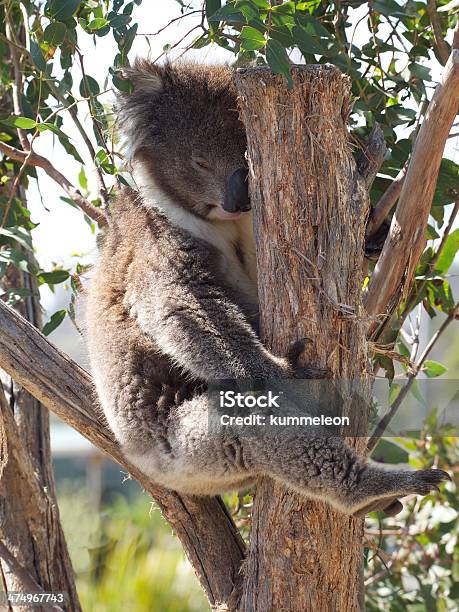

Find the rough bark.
[
  {"left": 236, "top": 66, "right": 370, "bottom": 611},
  {"left": 0, "top": 299, "right": 245, "bottom": 608},
  {"left": 0, "top": 389, "right": 71, "bottom": 611}
]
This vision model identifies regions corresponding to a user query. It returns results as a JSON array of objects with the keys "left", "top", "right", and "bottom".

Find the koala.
[{"left": 85, "top": 61, "right": 449, "bottom": 517}]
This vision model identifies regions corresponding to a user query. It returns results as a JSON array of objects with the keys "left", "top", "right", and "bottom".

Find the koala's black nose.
[{"left": 223, "top": 168, "right": 251, "bottom": 213}]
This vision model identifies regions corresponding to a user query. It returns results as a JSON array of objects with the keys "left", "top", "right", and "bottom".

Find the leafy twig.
[
  {"left": 399, "top": 200, "right": 459, "bottom": 326},
  {"left": 0, "top": 141, "right": 108, "bottom": 226},
  {"left": 45, "top": 78, "right": 110, "bottom": 208},
  {"left": 365, "top": 26, "right": 459, "bottom": 328},
  {"left": 138, "top": 10, "right": 201, "bottom": 36},
  {"left": 5, "top": 3, "right": 29, "bottom": 152},
  {"left": 367, "top": 301, "right": 459, "bottom": 452}
]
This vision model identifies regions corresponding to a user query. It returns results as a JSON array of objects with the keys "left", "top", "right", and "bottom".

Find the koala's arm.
[{"left": 129, "top": 268, "right": 291, "bottom": 381}]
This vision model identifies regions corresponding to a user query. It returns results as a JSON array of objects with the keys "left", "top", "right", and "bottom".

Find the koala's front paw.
[{"left": 286, "top": 338, "right": 328, "bottom": 379}]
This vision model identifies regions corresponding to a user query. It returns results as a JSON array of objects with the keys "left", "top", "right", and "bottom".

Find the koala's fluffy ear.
[{"left": 121, "top": 59, "right": 164, "bottom": 96}]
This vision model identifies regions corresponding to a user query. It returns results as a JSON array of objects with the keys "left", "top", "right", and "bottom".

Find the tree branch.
[
  {"left": 0, "top": 140, "right": 108, "bottom": 227},
  {"left": 0, "top": 389, "right": 79, "bottom": 609},
  {"left": 364, "top": 38, "right": 459, "bottom": 332},
  {"left": 367, "top": 161, "right": 407, "bottom": 237},
  {"left": 0, "top": 299, "right": 245, "bottom": 607},
  {"left": 356, "top": 123, "right": 387, "bottom": 189},
  {"left": 0, "top": 542, "right": 63, "bottom": 612},
  {"left": 426, "top": 0, "right": 450, "bottom": 66}
]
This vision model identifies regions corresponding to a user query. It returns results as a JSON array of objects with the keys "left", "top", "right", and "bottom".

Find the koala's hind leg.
[
  {"left": 253, "top": 436, "right": 450, "bottom": 516},
  {"left": 120, "top": 392, "right": 258, "bottom": 496},
  {"left": 119, "top": 394, "right": 449, "bottom": 514}
]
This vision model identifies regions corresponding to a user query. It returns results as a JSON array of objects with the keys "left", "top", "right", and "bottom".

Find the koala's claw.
[{"left": 410, "top": 469, "right": 451, "bottom": 495}]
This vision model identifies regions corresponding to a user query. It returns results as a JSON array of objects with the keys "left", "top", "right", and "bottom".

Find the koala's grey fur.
[{"left": 85, "top": 61, "right": 449, "bottom": 516}]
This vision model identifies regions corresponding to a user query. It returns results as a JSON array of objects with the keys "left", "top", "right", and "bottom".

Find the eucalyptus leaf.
[
  {"left": 266, "top": 39, "right": 292, "bottom": 88},
  {"left": 42, "top": 309, "right": 67, "bottom": 336},
  {"left": 240, "top": 26, "right": 265, "bottom": 50},
  {"left": 47, "top": 0, "right": 81, "bottom": 21}
]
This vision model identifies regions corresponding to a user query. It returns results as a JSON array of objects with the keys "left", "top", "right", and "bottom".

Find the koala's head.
[{"left": 118, "top": 60, "right": 250, "bottom": 221}]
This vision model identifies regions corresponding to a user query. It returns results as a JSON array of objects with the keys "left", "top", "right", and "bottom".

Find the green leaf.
[
  {"left": 435, "top": 228, "right": 459, "bottom": 274},
  {"left": 47, "top": 0, "right": 81, "bottom": 21},
  {"left": 373, "top": 0, "right": 407, "bottom": 16},
  {"left": 112, "top": 73, "right": 134, "bottom": 93},
  {"left": 205, "top": 0, "right": 222, "bottom": 19},
  {"left": 208, "top": 5, "right": 245, "bottom": 22},
  {"left": 296, "top": 15, "right": 331, "bottom": 38},
  {"left": 428, "top": 279, "right": 455, "bottom": 314},
  {"left": 266, "top": 39, "right": 292, "bottom": 88},
  {"left": 87, "top": 18, "right": 110, "bottom": 30},
  {"left": 389, "top": 383, "right": 401, "bottom": 405},
  {"left": 206, "top": 0, "right": 222, "bottom": 35},
  {"left": 36, "top": 122, "right": 71, "bottom": 140},
  {"left": 78, "top": 167, "right": 88, "bottom": 191},
  {"left": 432, "top": 159, "right": 459, "bottom": 207},
  {"left": 30, "top": 40, "right": 48, "bottom": 72},
  {"left": 271, "top": 1, "right": 295, "bottom": 13},
  {"left": 423, "top": 360, "right": 448, "bottom": 378},
  {"left": 409, "top": 62, "right": 432, "bottom": 82},
  {"left": 38, "top": 270, "right": 70, "bottom": 285},
  {"left": 293, "top": 25, "right": 324, "bottom": 55},
  {"left": 95, "top": 149, "right": 116, "bottom": 174},
  {"left": 42, "top": 309, "right": 67, "bottom": 336},
  {"left": 240, "top": 26, "right": 265, "bottom": 50},
  {"left": 109, "top": 14, "right": 132, "bottom": 29},
  {"left": 79, "top": 76, "right": 101, "bottom": 98},
  {"left": 43, "top": 22, "right": 67, "bottom": 45},
  {"left": 0, "top": 227, "right": 33, "bottom": 251},
  {"left": 1, "top": 116, "right": 37, "bottom": 129},
  {"left": 235, "top": 0, "right": 259, "bottom": 21}
]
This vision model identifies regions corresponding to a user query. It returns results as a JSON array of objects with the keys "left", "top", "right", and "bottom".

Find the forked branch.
[{"left": 365, "top": 35, "right": 459, "bottom": 331}]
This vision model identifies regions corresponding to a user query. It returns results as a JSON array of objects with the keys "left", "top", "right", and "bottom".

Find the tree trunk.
[
  {"left": 236, "top": 66, "right": 370, "bottom": 611},
  {"left": 0, "top": 264, "right": 80, "bottom": 610}
]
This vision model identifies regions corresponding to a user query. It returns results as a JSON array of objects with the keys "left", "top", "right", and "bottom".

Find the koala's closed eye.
[{"left": 192, "top": 157, "right": 211, "bottom": 171}]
